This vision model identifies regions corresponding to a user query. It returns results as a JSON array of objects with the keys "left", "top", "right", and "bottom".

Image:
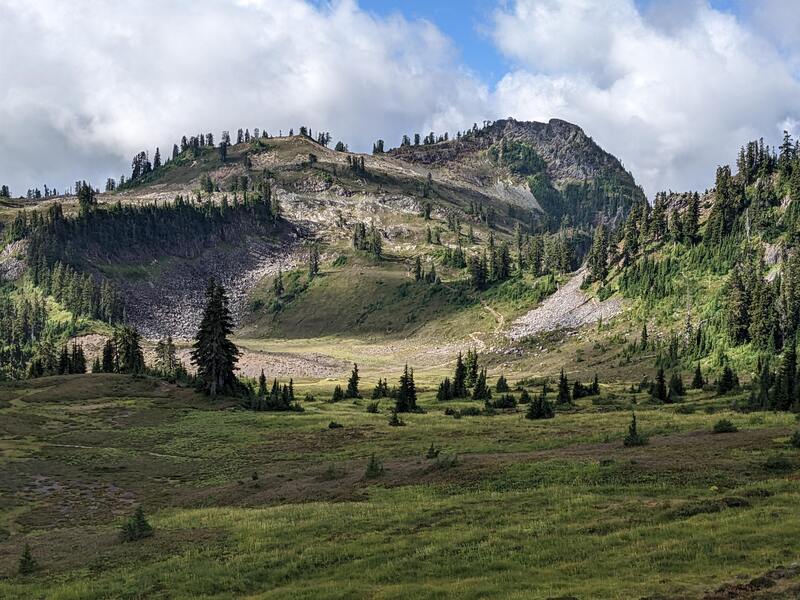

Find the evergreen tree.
[
  {"left": 472, "top": 367, "right": 491, "bottom": 401},
  {"left": 623, "top": 413, "right": 647, "bottom": 447},
  {"left": 452, "top": 352, "right": 467, "bottom": 398},
  {"left": 308, "top": 244, "right": 320, "bottom": 278},
  {"left": 436, "top": 377, "right": 453, "bottom": 401},
  {"left": 258, "top": 369, "right": 268, "bottom": 398},
  {"left": 774, "top": 343, "right": 797, "bottom": 410},
  {"left": 526, "top": 387, "right": 555, "bottom": 419},
  {"left": 668, "top": 372, "right": 685, "bottom": 399},
  {"left": 345, "top": 363, "right": 360, "bottom": 398},
  {"left": 556, "top": 369, "right": 570, "bottom": 404},
  {"left": 18, "top": 543, "right": 36, "bottom": 575},
  {"left": 653, "top": 367, "right": 668, "bottom": 402},
  {"left": 191, "top": 280, "right": 240, "bottom": 397},
  {"left": 691, "top": 364, "right": 704, "bottom": 389},
  {"left": 114, "top": 326, "right": 145, "bottom": 374},
  {"left": 395, "top": 365, "right": 418, "bottom": 412},
  {"left": 120, "top": 506, "right": 153, "bottom": 542},
  {"left": 586, "top": 224, "right": 608, "bottom": 283},
  {"left": 465, "top": 348, "right": 479, "bottom": 387},
  {"left": 101, "top": 339, "right": 115, "bottom": 373},
  {"left": 495, "top": 374, "right": 510, "bottom": 393}
]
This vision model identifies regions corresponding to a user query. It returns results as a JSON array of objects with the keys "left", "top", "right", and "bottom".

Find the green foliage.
[
  {"left": 120, "top": 506, "right": 153, "bottom": 542},
  {"left": 623, "top": 413, "right": 648, "bottom": 447},
  {"left": 364, "top": 454, "right": 384, "bottom": 478},
  {"left": 526, "top": 388, "right": 555, "bottom": 420},
  {"left": 191, "top": 280, "right": 240, "bottom": 398},
  {"left": 488, "top": 140, "right": 547, "bottom": 176},
  {"left": 712, "top": 419, "right": 738, "bottom": 434},
  {"left": 788, "top": 431, "right": 800, "bottom": 449},
  {"left": 18, "top": 544, "right": 36, "bottom": 575}
]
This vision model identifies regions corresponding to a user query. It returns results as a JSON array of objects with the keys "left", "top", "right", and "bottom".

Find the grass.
[{"left": 1, "top": 373, "right": 799, "bottom": 598}]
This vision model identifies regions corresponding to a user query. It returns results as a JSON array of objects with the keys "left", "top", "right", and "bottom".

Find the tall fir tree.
[{"left": 191, "top": 280, "right": 240, "bottom": 397}]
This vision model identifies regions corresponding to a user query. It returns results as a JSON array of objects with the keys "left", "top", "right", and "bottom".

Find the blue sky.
[
  {"left": 1, "top": 0, "right": 798, "bottom": 196},
  {"left": 359, "top": 0, "right": 748, "bottom": 83}
]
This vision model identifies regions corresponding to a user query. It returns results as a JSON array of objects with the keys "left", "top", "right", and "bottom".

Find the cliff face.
[{"left": 389, "top": 118, "right": 642, "bottom": 192}]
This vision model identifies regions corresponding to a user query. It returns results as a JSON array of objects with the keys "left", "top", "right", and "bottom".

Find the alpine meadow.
[{"left": 2, "top": 1, "right": 800, "bottom": 599}]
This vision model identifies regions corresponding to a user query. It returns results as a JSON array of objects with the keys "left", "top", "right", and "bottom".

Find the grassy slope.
[{"left": 1, "top": 374, "right": 799, "bottom": 598}]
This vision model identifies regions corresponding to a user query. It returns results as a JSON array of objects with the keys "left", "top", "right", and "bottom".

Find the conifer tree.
[
  {"left": 587, "top": 224, "right": 608, "bottom": 283},
  {"left": 345, "top": 363, "right": 360, "bottom": 398},
  {"left": 114, "top": 326, "right": 145, "bottom": 374},
  {"left": 120, "top": 506, "right": 153, "bottom": 542},
  {"left": 472, "top": 367, "right": 491, "bottom": 401},
  {"left": 452, "top": 351, "right": 467, "bottom": 398},
  {"left": 556, "top": 369, "right": 570, "bottom": 404},
  {"left": 653, "top": 367, "right": 668, "bottom": 402},
  {"left": 691, "top": 364, "right": 704, "bottom": 389},
  {"left": 308, "top": 244, "right": 320, "bottom": 278},
  {"left": 395, "top": 365, "right": 418, "bottom": 412},
  {"left": 18, "top": 543, "right": 36, "bottom": 575},
  {"left": 258, "top": 369, "right": 268, "bottom": 398},
  {"left": 436, "top": 377, "right": 453, "bottom": 401},
  {"left": 191, "top": 280, "right": 240, "bottom": 397},
  {"left": 623, "top": 412, "right": 647, "bottom": 446},
  {"left": 495, "top": 374, "right": 510, "bottom": 393},
  {"left": 101, "top": 339, "right": 115, "bottom": 372},
  {"left": 526, "top": 387, "right": 554, "bottom": 419}
]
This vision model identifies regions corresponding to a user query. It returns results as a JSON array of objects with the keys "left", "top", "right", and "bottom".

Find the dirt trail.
[{"left": 507, "top": 268, "right": 622, "bottom": 341}]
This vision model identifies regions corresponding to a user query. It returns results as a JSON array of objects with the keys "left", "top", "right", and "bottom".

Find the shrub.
[
  {"left": 712, "top": 418, "right": 738, "bottom": 434},
  {"left": 18, "top": 543, "right": 36, "bottom": 575},
  {"left": 674, "top": 404, "right": 696, "bottom": 414},
  {"left": 526, "top": 392, "right": 555, "bottom": 420},
  {"left": 623, "top": 413, "right": 648, "bottom": 447},
  {"left": 330, "top": 385, "right": 344, "bottom": 402},
  {"left": 366, "top": 401, "right": 380, "bottom": 413},
  {"left": 764, "top": 455, "right": 793, "bottom": 471},
  {"left": 429, "top": 454, "right": 458, "bottom": 470},
  {"left": 487, "top": 393, "right": 517, "bottom": 409},
  {"left": 789, "top": 430, "right": 800, "bottom": 449},
  {"left": 425, "top": 442, "right": 440, "bottom": 459},
  {"left": 328, "top": 421, "right": 343, "bottom": 429},
  {"left": 120, "top": 506, "right": 153, "bottom": 542},
  {"left": 518, "top": 389, "right": 531, "bottom": 404},
  {"left": 364, "top": 454, "right": 384, "bottom": 478},
  {"left": 388, "top": 409, "right": 405, "bottom": 427}
]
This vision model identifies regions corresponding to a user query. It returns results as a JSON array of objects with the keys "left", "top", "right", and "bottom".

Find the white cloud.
[
  {"left": 491, "top": 0, "right": 800, "bottom": 194},
  {"left": 1, "top": 0, "right": 798, "bottom": 199},
  {"left": 0, "top": 0, "right": 488, "bottom": 194}
]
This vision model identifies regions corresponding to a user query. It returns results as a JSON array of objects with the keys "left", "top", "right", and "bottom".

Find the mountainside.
[
  {"left": 0, "top": 117, "right": 642, "bottom": 348},
  {"left": 4, "top": 121, "right": 800, "bottom": 599}
]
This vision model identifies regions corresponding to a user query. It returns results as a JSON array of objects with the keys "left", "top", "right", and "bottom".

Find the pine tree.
[
  {"left": 101, "top": 339, "right": 115, "bottom": 373},
  {"left": 556, "top": 369, "right": 570, "bottom": 404},
  {"left": 465, "top": 348, "right": 479, "bottom": 387},
  {"left": 113, "top": 326, "right": 145, "bottom": 374},
  {"left": 18, "top": 543, "right": 36, "bottom": 575},
  {"left": 653, "top": 367, "right": 668, "bottom": 402},
  {"left": 495, "top": 374, "right": 509, "bottom": 393},
  {"left": 308, "top": 244, "right": 320, "bottom": 278},
  {"left": 668, "top": 372, "right": 685, "bottom": 399},
  {"left": 526, "top": 387, "right": 555, "bottom": 419},
  {"left": 395, "top": 365, "right": 418, "bottom": 412},
  {"left": 472, "top": 367, "right": 491, "bottom": 401},
  {"left": 120, "top": 506, "right": 153, "bottom": 542},
  {"left": 258, "top": 369, "right": 268, "bottom": 398},
  {"left": 345, "top": 363, "right": 360, "bottom": 398},
  {"left": 191, "top": 280, "right": 240, "bottom": 397},
  {"left": 436, "top": 377, "right": 453, "bottom": 401},
  {"left": 452, "top": 352, "right": 467, "bottom": 398},
  {"left": 623, "top": 413, "right": 647, "bottom": 447},
  {"left": 587, "top": 224, "right": 608, "bottom": 283},
  {"left": 691, "top": 364, "right": 704, "bottom": 389}
]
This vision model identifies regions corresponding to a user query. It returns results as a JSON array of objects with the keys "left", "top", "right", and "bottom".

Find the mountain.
[
  {"left": 2, "top": 121, "right": 800, "bottom": 599},
  {"left": 0, "top": 118, "right": 642, "bottom": 348}
]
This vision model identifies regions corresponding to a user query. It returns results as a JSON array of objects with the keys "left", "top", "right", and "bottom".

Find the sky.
[{"left": 0, "top": 0, "right": 798, "bottom": 198}]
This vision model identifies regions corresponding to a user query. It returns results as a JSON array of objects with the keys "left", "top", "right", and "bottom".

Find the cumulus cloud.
[
  {"left": 0, "top": 0, "right": 488, "bottom": 194},
  {"left": 1, "top": 0, "right": 799, "bottom": 198},
  {"left": 490, "top": 0, "right": 800, "bottom": 194}
]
